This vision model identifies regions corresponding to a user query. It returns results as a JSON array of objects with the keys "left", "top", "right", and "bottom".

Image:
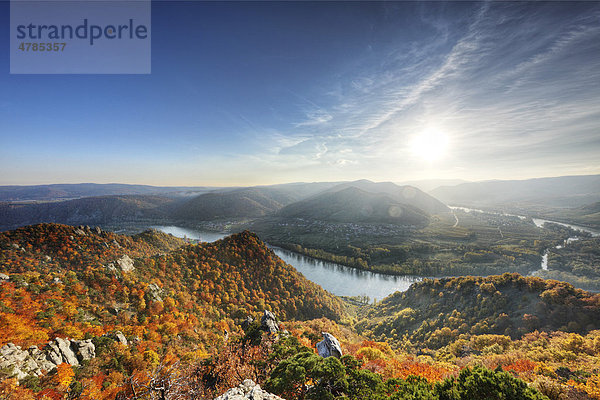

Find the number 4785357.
[{"left": 18, "top": 43, "right": 66, "bottom": 51}]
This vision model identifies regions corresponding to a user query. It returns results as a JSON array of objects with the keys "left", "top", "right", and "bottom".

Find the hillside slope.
[
  {"left": 0, "top": 223, "right": 346, "bottom": 396},
  {"left": 277, "top": 187, "right": 430, "bottom": 226},
  {"left": 0, "top": 224, "right": 344, "bottom": 350},
  {"left": 0, "top": 195, "right": 176, "bottom": 231},
  {"left": 325, "top": 180, "right": 449, "bottom": 214},
  {"left": 358, "top": 273, "right": 600, "bottom": 349},
  {"left": 172, "top": 187, "right": 298, "bottom": 221}
]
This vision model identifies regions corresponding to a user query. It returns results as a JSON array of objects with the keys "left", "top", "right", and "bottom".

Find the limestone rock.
[
  {"left": 54, "top": 337, "right": 79, "bottom": 366},
  {"left": 72, "top": 339, "right": 95, "bottom": 361},
  {"left": 0, "top": 273, "right": 9, "bottom": 281},
  {"left": 215, "top": 379, "right": 285, "bottom": 400},
  {"left": 316, "top": 332, "right": 342, "bottom": 359},
  {"left": 0, "top": 343, "right": 29, "bottom": 365},
  {"left": 0, "top": 344, "right": 30, "bottom": 380},
  {"left": 114, "top": 331, "right": 128, "bottom": 346},
  {"left": 116, "top": 254, "right": 135, "bottom": 272},
  {"left": 260, "top": 311, "right": 279, "bottom": 334},
  {"left": 147, "top": 283, "right": 163, "bottom": 302},
  {"left": 46, "top": 341, "right": 64, "bottom": 365},
  {"left": 29, "top": 345, "right": 56, "bottom": 373},
  {"left": 0, "top": 337, "right": 96, "bottom": 380}
]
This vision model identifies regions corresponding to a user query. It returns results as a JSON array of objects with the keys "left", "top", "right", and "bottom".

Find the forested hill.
[
  {"left": 358, "top": 273, "right": 600, "bottom": 350},
  {"left": 0, "top": 195, "right": 176, "bottom": 231},
  {"left": 171, "top": 187, "right": 297, "bottom": 220},
  {"left": 0, "top": 223, "right": 344, "bottom": 351}
]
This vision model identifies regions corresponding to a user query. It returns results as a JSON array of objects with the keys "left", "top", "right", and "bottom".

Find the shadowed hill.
[
  {"left": 0, "top": 195, "right": 176, "bottom": 231},
  {"left": 276, "top": 186, "right": 430, "bottom": 226},
  {"left": 325, "top": 180, "right": 449, "bottom": 215},
  {"left": 172, "top": 187, "right": 299, "bottom": 221},
  {"left": 0, "top": 223, "right": 186, "bottom": 272}
]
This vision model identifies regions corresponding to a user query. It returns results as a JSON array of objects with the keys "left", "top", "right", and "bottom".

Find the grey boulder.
[
  {"left": 316, "top": 332, "right": 342, "bottom": 358},
  {"left": 260, "top": 311, "right": 279, "bottom": 334}
]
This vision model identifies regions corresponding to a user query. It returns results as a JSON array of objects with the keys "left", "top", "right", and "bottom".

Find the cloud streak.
[{"left": 267, "top": 2, "right": 600, "bottom": 181}]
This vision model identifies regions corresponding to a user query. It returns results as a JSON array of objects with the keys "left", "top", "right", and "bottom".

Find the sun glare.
[{"left": 410, "top": 128, "right": 449, "bottom": 162}]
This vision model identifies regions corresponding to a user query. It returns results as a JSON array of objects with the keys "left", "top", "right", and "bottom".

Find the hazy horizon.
[
  {"left": 2, "top": 2, "right": 599, "bottom": 186},
  {"left": 2, "top": 173, "right": 599, "bottom": 190}
]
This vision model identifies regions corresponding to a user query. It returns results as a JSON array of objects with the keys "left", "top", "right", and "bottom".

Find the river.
[
  {"left": 150, "top": 225, "right": 422, "bottom": 301},
  {"left": 152, "top": 210, "right": 597, "bottom": 298},
  {"left": 449, "top": 206, "right": 599, "bottom": 272},
  {"left": 448, "top": 206, "right": 599, "bottom": 236}
]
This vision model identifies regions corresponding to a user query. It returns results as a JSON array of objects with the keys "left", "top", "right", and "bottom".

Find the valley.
[
  {"left": 1, "top": 175, "right": 599, "bottom": 399},
  {"left": 2, "top": 176, "right": 599, "bottom": 294}
]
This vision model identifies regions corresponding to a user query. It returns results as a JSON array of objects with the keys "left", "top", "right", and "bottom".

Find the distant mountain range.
[
  {"left": 0, "top": 180, "right": 446, "bottom": 230},
  {"left": 275, "top": 180, "right": 448, "bottom": 226},
  {"left": 2, "top": 175, "right": 599, "bottom": 231},
  {"left": 0, "top": 183, "right": 214, "bottom": 202},
  {"left": 429, "top": 174, "right": 600, "bottom": 208},
  {"left": 397, "top": 178, "right": 469, "bottom": 193}
]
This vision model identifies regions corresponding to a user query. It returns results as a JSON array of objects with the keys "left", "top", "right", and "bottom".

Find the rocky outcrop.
[
  {"left": 215, "top": 379, "right": 285, "bottom": 400},
  {"left": 0, "top": 338, "right": 95, "bottom": 380},
  {"left": 260, "top": 311, "right": 279, "bottom": 334},
  {"left": 105, "top": 254, "right": 135, "bottom": 275},
  {"left": 147, "top": 283, "right": 163, "bottom": 302},
  {"left": 316, "top": 332, "right": 342, "bottom": 359},
  {"left": 116, "top": 254, "right": 135, "bottom": 272}
]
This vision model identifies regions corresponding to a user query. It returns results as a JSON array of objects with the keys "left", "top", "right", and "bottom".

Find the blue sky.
[{"left": 1, "top": 1, "right": 599, "bottom": 186}]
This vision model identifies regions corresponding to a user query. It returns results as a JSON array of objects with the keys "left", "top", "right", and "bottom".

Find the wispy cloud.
[
  {"left": 262, "top": 2, "right": 600, "bottom": 181},
  {"left": 295, "top": 109, "right": 333, "bottom": 127}
]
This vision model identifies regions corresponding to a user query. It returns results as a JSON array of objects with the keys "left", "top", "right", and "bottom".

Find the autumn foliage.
[{"left": 0, "top": 224, "right": 597, "bottom": 399}]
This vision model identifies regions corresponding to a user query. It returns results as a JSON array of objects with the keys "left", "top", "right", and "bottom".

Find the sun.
[{"left": 410, "top": 128, "right": 449, "bottom": 162}]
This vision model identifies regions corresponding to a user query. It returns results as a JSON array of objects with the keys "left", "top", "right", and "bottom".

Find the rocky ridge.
[{"left": 0, "top": 337, "right": 95, "bottom": 380}]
